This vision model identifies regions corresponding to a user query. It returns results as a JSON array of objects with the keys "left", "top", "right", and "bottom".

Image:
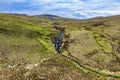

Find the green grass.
[
  {"left": 0, "top": 13, "right": 54, "bottom": 66},
  {"left": 0, "top": 13, "right": 120, "bottom": 80},
  {"left": 94, "top": 32, "right": 112, "bottom": 53},
  {"left": 37, "top": 37, "right": 55, "bottom": 52}
]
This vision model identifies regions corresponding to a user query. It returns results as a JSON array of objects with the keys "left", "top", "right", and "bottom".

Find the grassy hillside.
[
  {"left": 0, "top": 13, "right": 120, "bottom": 80},
  {"left": 0, "top": 13, "right": 54, "bottom": 65}
]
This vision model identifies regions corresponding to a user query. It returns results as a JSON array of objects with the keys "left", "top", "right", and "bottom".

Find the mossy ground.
[{"left": 0, "top": 13, "right": 120, "bottom": 80}]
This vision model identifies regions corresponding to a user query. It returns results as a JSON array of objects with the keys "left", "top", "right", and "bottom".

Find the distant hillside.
[
  {"left": 0, "top": 13, "right": 120, "bottom": 80},
  {"left": 33, "top": 14, "right": 61, "bottom": 18}
]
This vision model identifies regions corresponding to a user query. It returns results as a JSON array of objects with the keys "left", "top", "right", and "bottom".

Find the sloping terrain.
[{"left": 0, "top": 13, "right": 120, "bottom": 80}]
